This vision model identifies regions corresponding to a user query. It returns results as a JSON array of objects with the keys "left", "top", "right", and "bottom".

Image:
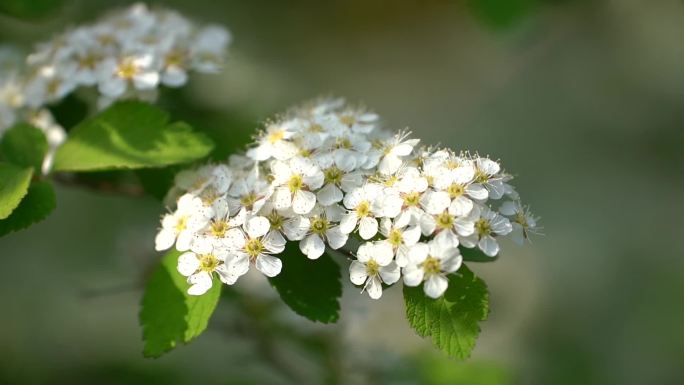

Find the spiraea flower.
[
  {"left": 154, "top": 98, "right": 538, "bottom": 298},
  {"left": 0, "top": 3, "right": 231, "bottom": 172}
]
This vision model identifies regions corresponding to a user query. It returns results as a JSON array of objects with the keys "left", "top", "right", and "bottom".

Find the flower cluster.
[
  {"left": 0, "top": 3, "right": 231, "bottom": 172},
  {"left": 156, "top": 98, "right": 540, "bottom": 299}
]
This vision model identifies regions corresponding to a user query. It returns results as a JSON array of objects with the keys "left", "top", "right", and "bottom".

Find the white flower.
[
  {"left": 349, "top": 241, "right": 400, "bottom": 299},
  {"left": 155, "top": 194, "right": 213, "bottom": 251},
  {"left": 247, "top": 121, "right": 299, "bottom": 161},
  {"left": 314, "top": 152, "right": 363, "bottom": 206},
  {"left": 222, "top": 216, "right": 286, "bottom": 280},
  {"left": 377, "top": 131, "right": 419, "bottom": 176},
  {"left": 283, "top": 210, "right": 348, "bottom": 260},
  {"left": 97, "top": 54, "right": 160, "bottom": 98},
  {"left": 471, "top": 157, "right": 505, "bottom": 200},
  {"left": 177, "top": 242, "right": 232, "bottom": 295},
  {"left": 270, "top": 157, "right": 324, "bottom": 214},
  {"left": 460, "top": 207, "right": 512, "bottom": 256},
  {"left": 499, "top": 201, "right": 540, "bottom": 245},
  {"left": 339, "top": 183, "right": 383, "bottom": 239},
  {"left": 402, "top": 240, "right": 462, "bottom": 298},
  {"left": 378, "top": 214, "right": 421, "bottom": 267}
]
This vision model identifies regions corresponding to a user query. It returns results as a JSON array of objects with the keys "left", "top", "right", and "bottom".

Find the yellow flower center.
[
  {"left": 474, "top": 169, "right": 489, "bottom": 183},
  {"left": 210, "top": 220, "right": 229, "bottom": 238},
  {"left": 323, "top": 166, "right": 343, "bottom": 185},
  {"left": 384, "top": 175, "right": 398, "bottom": 187},
  {"left": 366, "top": 259, "right": 380, "bottom": 276},
  {"left": 388, "top": 229, "right": 403, "bottom": 247},
  {"left": 340, "top": 115, "right": 356, "bottom": 126},
  {"left": 436, "top": 212, "right": 454, "bottom": 230},
  {"left": 78, "top": 53, "right": 100, "bottom": 69},
  {"left": 245, "top": 238, "right": 264, "bottom": 260},
  {"left": 421, "top": 256, "right": 441, "bottom": 275},
  {"left": 335, "top": 138, "right": 353, "bottom": 149},
  {"left": 175, "top": 216, "right": 187, "bottom": 233},
  {"left": 475, "top": 218, "right": 491, "bottom": 236},
  {"left": 116, "top": 59, "right": 139, "bottom": 79},
  {"left": 267, "top": 129, "right": 285, "bottom": 144},
  {"left": 310, "top": 216, "right": 330, "bottom": 235},
  {"left": 447, "top": 183, "right": 464, "bottom": 198},
  {"left": 309, "top": 123, "right": 323, "bottom": 133},
  {"left": 403, "top": 191, "right": 420, "bottom": 207},
  {"left": 267, "top": 211, "right": 285, "bottom": 230},
  {"left": 356, "top": 201, "right": 371, "bottom": 218},
  {"left": 288, "top": 174, "right": 304, "bottom": 193},
  {"left": 199, "top": 254, "right": 220, "bottom": 273},
  {"left": 165, "top": 49, "right": 186, "bottom": 67}
]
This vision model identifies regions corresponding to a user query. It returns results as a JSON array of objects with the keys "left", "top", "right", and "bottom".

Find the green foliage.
[
  {"left": 0, "top": 181, "right": 56, "bottom": 237},
  {"left": 269, "top": 243, "right": 342, "bottom": 323},
  {"left": 0, "top": 0, "right": 64, "bottom": 19},
  {"left": 0, "top": 123, "right": 48, "bottom": 171},
  {"left": 53, "top": 101, "right": 214, "bottom": 172},
  {"left": 469, "top": 0, "right": 538, "bottom": 28},
  {"left": 460, "top": 246, "right": 498, "bottom": 263},
  {"left": 140, "top": 249, "right": 222, "bottom": 358},
  {"left": 419, "top": 357, "right": 512, "bottom": 385},
  {"left": 0, "top": 163, "right": 33, "bottom": 220},
  {"left": 404, "top": 265, "right": 489, "bottom": 360}
]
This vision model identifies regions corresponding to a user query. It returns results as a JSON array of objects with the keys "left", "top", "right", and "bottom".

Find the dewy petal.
[
  {"left": 223, "top": 227, "right": 246, "bottom": 249},
  {"left": 424, "top": 275, "right": 448, "bottom": 299},
  {"left": 154, "top": 228, "right": 176, "bottom": 251},
  {"left": 379, "top": 262, "right": 401, "bottom": 285},
  {"left": 300, "top": 234, "right": 325, "bottom": 260},
  {"left": 317, "top": 183, "right": 343, "bottom": 206},
  {"left": 177, "top": 252, "right": 199, "bottom": 276},
  {"left": 365, "top": 276, "right": 383, "bottom": 300},
  {"left": 283, "top": 216, "right": 310, "bottom": 240},
  {"left": 374, "top": 241, "right": 394, "bottom": 266},
  {"left": 325, "top": 226, "right": 348, "bottom": 250},
  {"left": 408, "top": 243, "right": 429, "bottom": 264},
  {"left": 187, "top": 272, "right": 213, "bottom": 296},
  {"left": 479, "top": 235, "right": 500, "bottom": 257},
  {"left": 349, "top": 261, "right": 368, "bottom": 285},
  {"left": 292, "top": 190, "right": 316, "bottom": 214},
  {"left": 256, "top": 254, "right": 282, "bottom": 277},
  {"left": 358, "top": 216, "right": 378, "bottom": 240},
  {"left": 245, "top": 216, "right": 270, "bottom": 238},
  {"left": 272, "top": 187, "right": 292, "bottom": 210},
  {"left": 402, "top": 264, "right": 424, "bottom": 286},
  {"left": 339, "top": 212, "right": 358, "bottom": 234},
  {"left": 263, "top": 231, "right": 286, "bottom": 253}
]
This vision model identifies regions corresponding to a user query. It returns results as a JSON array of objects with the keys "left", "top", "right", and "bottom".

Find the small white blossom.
[
  {"left": 402, "top": 240, "right": 462, "bottom": 298},
  {"left": 222, "top": 216, "right": 286, "bottom": 281},
  {"left": 349, "top": 241, "right": 400, "bottom": 299}
]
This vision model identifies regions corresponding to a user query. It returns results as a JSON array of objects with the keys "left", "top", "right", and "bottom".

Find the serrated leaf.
[
  {"left": 403, "top": 265, "right": 489, "bottom": 360},
  {"left": 53, "top": 101, "right": 214, "bottom": 172},
  {"left": 140, "top": 249, "right": 221, "bottom": 358},
  {"left": 460, "top": 246, "right": 498, "bottom": 263},
  {"left": 0, "top": 123, "right": 48, "bottom": 171},
  {"left": 0, "top": 181, "right": 56, "bottom": 237},
  {"left": 0, "top": 163, "right": 33, "bottom": 220},
  {"left": 269, "top": 243, "right": 342, "bottom": 323}
]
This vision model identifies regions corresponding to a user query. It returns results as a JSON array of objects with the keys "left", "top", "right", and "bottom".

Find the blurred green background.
[{"left": 1, "top": 0, "right": 683, "bottom": 384}]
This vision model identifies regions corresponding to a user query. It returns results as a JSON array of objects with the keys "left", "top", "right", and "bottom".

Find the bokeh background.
[{"left": 1, "top": 0, "right": 683, "bottom": 384}]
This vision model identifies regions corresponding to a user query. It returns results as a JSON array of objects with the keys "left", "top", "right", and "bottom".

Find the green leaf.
[
  {"left": 403, "top": 265, "right": 489, "bottom": 360},
  {"left": 0, "top": 0, "right": 64, "bottom": 19},
  {"left": 460, "top": 246, "right": 499, "bottom": 263},
  {"left": 0, "top": 123, "right": 48, "bottom": 171},
  {"left": 269, "top": 243, "right": 342, "bottom": 323},
  {"left": 469, "top": 0, "right": 538, "bottom": 29},
  {"left": 0, "top": 181, "right": 56, "bottom": 237},
  {"left": 0, "top": 163, "right": 33, "bottom": 220},
  {"left": 53, "top": 101, "right": 214, "bottom": 172},
  {"left": 140, "top": 249, "right": 222, "bottom": 358}
]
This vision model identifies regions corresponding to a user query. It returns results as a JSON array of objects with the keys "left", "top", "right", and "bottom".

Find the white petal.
[
  {"left": 223, "top": 228, "right": 246, "bottom": 249},
  {"left": 479, "top": 235, "right": 499, "bottom": 257},
  {"left": 133, "top": 71, "right": 160, "bottom": 90},
  {"left": 421, "top": 191, "right": 451, "bottom": 215},
  {"left": 466, "top": 184, "right": 488, "bottom": 200},
  {"left": 408, "top": 243, "right": 429, "bottom": 264},
  {"left": 365, "top": 276, "right": 383, "bottom": 299},
  {"left": 441, "top": 254, "right": 462, "bottom": 274},
  {"left": 325, "top": 227, "right": 348, "bottom": 250},
  {"left": 356, "top": 242, "right": 374, "bottom": 263},
  {"left": 402, "top": 225, "right": 422, "bottom": 246},
  {"left": 358, "top": 217, "right": 378, "bottom": 240},
  {"left": 379, "top": 262, "right": 401, "bottom": 285},
  {"left": 292, "top": 190, "right": 316, "bottom": 214},
  {"left": 449, "top": 196, "right": 474, "bottom": 217},
  {"left": 272, "top": 187, "right": 292, "bottom": 210},
  {"left": 154, "top": 228, "right": 176, "bottom": 251},
  {"left": 176, "top": 231, "right": 193, "bottom": 251},
  {"left": 316, "top": 183, "right": 343, "bottom": 206},
  {"left": 499, "top": 201, "right": 518, "bottom": 216},
  {"left": 283, "top": 216, "right": 310, "bottom": 240},
  {"left": 339, "top": 212, "right": 358, "bottom": 234},
  {"left": 177, "top": 252, "right": 199, "bottom": 276},
  {"left": 300, "top": 234, "right": 325, "bottom": 259},
  {"left": 256, "top": 254, "right": 282, "bottom": 277},
  {"left": 349, "top": 261, "right": 368, "bottom": 285},
  {"left": 245, "top": 216, "right": 270, "bottom": 238},
  {"left": 424, "top": 275, "right": 448, "bottom": 298},
  {"left": 402, "top": 264, "right": 424, "bottom": 286},
  {"left": 374, "top": 241, "right": 394, "bottom": 266},
  {"left": 263, "top": 231, "right": 286, "bottom": 253},
  {"left": 187, "top": 272, "right": 213, "bottom": 295}
]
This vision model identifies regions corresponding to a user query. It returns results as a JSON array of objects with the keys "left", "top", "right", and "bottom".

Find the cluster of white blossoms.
[
  {"left": 0, "top": 3, "right": 230, "bottom": 172},
  {"left": 156, "top": 98, "right": 540, "bottom": 299}
]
